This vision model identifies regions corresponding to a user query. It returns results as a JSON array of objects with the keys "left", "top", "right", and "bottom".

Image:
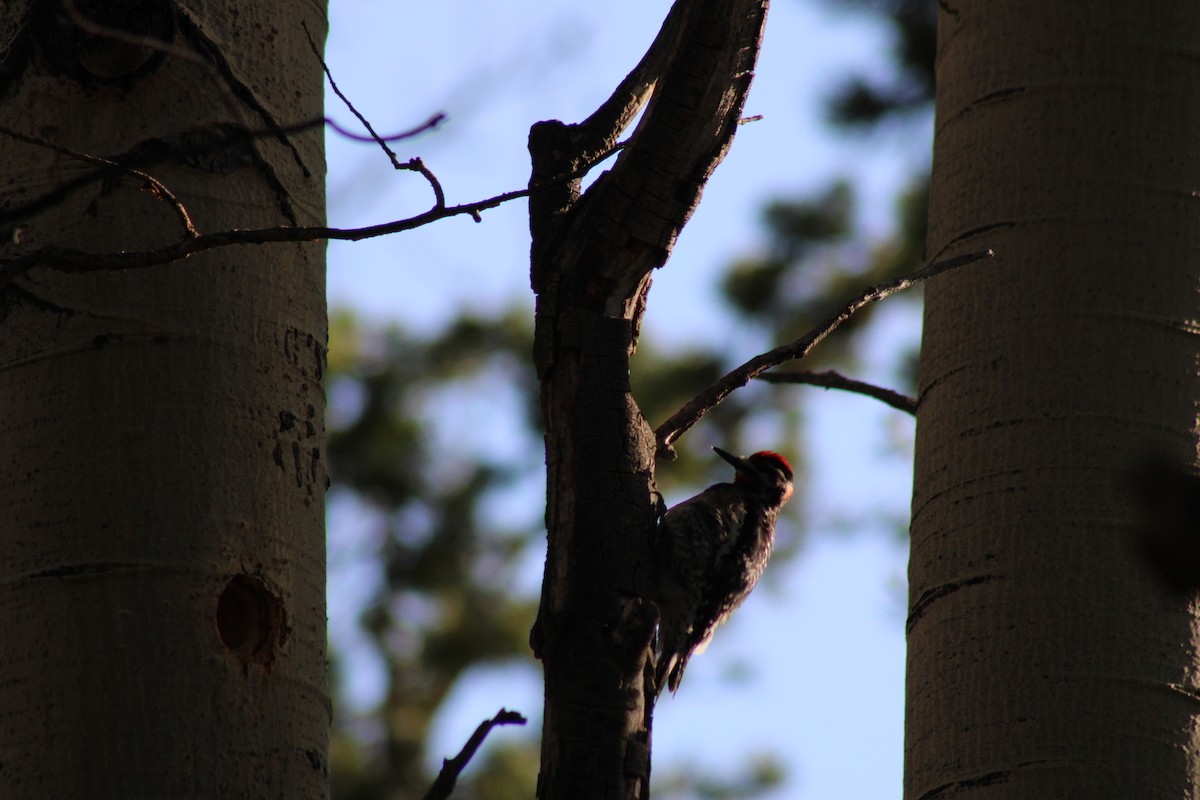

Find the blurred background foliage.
[{"left": 325, "top": 0, "right": 934, "bottom": 797}]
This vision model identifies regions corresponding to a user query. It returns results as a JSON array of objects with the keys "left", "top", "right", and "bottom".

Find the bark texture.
[
  {"left": 528, "top": 1, "right": 767, "bottom": 797},
  {"left": 909, "top": 3, "right": 1200, "bottom": 797},
  {"left": 0, "top": 1, "right": 329, "bottom": 796}
]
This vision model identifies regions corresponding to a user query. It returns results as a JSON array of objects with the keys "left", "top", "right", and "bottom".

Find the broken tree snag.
[{"left": 527, "top": 1, "right": 769, "bottom": 798}]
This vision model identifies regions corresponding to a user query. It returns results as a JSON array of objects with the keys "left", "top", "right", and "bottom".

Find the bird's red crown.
[{"left": 748, "top": 450, "right": 793, "bottom": 480}]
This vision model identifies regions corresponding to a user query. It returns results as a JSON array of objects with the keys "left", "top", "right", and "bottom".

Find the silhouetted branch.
[
  {"left": 655, "top": 249, "right": 993, "bottom": 458},
  {"left": 407, "top": 157, "right": 447, "bottom": 210},
  {"left": 0, "top": 187, "right": 528, "bottom": 282},
  {"left": 0, "top": 117, "right": 630, "bottom": 282},
  {"left": 0, "top": 125, "right": 199, "bottom": 239},
  {"left": 63, "top": 0, "right": 201, "bottom": 67},
  {"left": 573, "top": 0, "right": 688, "bottom": 156},
  {"left": 758, "top": 369, "right": 916, "bottom": 415},
  {"left": 324, "top": 113, "right": 446, "bottom": 145},
  {"left": 422, "top": 708, "right": 527, "bottom": 800},
  {"left": 0, "top": 117, "right": 426, "bottom": 231},
  {"left": 302, "top": 20, "right": 444, "bottom": 167}
]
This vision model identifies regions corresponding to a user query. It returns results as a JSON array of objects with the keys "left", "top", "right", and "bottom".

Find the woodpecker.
[{"left": 653, "top": 446, "right": 794, "bottom": 697}]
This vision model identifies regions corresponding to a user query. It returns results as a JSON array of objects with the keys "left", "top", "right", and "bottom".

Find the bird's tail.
[
  {"left": 653, "top": 650, "right": 692, "bottom": 698},
  {"left": 653, "top": 654, "right": 675, "bottom": 698}
]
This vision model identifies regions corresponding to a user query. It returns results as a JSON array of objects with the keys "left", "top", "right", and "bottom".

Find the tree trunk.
[
  {"left": 0, "top": 2, "right": 329, "bottom": 796},
  {"left": 909, "top": 3, "right": 1200, "bottom": 796},
  {"left": 527, "top": 2, "right": 768, "bottom": 798}
]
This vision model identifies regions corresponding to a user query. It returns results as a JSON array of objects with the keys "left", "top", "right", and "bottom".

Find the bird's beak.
[{"left": 713, "top": 446, "right": 752, "bottom": 472}]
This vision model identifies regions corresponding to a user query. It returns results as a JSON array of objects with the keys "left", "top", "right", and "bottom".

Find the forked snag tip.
[{"left": 421, "top": 709, "right": 528, "bottom": 800}]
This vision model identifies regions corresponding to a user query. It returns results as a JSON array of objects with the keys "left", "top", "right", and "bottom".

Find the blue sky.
[{"left": 322, "top": 1, "right": 929, "bottom": 796}]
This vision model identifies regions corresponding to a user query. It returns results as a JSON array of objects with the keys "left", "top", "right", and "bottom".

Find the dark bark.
[{"left": 526, "top": 1, "right": 769, "bottom": 798}]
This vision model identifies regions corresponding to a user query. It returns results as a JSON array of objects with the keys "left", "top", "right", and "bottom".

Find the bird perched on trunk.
[{"left": 653, "top": 446, "right": 794, "bottom": 697}]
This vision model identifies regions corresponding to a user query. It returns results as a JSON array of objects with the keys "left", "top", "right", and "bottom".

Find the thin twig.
[
  {"left": 0, "top": 126, "right": 198, "bottom": 238},
  {"left": 0, "top": 188, "right": 528, "bottom": 282},
  {"left": 757, "top": 369, "right": 916, "bottom": 415},
  {"left": 64, "top": 0, "right": 206, "bottom": 68},
  {"left": 405, "top": 157, "right": 446, "bottom": 209},
  {"left": 422, "top": 708, "right": 527, "bottom": 800},
  {"left": 0, "top": 114, "right": 626, "bottom": 280},
  {"left": 654, "top": 249, "right": 993, "bottom": 458},
  {"left": 324, "top": 113, "right": 446, "bottom": 144},
  {"left": 0, "top": 117, "right": 446, "bottom": 228},
  {"left": 0, "top": 115, "right": 622, "bottom": 280},
  {"left": 302, "top": 20, "right": 437, "bottom": 169},
  {"left": 62, "top": 0, "right": 286, "bottom": 147}
]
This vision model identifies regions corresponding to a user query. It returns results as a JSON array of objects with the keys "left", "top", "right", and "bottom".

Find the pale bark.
[
  {"left": 0, "top": 2, "right": 329, "bottom": 797},
  {"left": 910, "top": 3, "right": 1200, "bottom": 797}
]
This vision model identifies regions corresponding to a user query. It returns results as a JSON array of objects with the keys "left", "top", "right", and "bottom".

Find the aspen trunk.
[
  {"left": 909, "top": 4, "right": 1200, "bottom": 796},
  {"left": 0, "top": 2, "right": 329, "bottom": 796}
]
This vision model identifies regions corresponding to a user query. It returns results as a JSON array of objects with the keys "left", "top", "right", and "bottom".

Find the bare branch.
[
  {"left": 654, "top": 249, "right": 993, "bottom": 458},
  {"left": 0, "top": 105, "right": 623, "bottom": 281},
  {"left": 324, "top": 113, "right": 446, "bottom": 145},
  {"left": 0, "top": 188, "right": 527, "bottom": 282},
  {"left": 0, "top": 125, "right": 198, "bottom": 239},
  {"left": 301, "top": 21, "right": 444, "bottom": 167},
  {"left": 757, "top": 369, "right": 916, "bottom": 415},
  {"left": 571, "top": 0, "right": 689, "bottom": 160},
  {"left": 0, "top": 116, "right": 445, "bottom": 229},
  {"left": 405, "top": 157, "right": 446, "bottom": 209},
  {"left": 63, "top": 0, "right": 202, "bottom": 68},
  {"left": 422, "top": 708, "right": 527, "bottom": 800},
  {"left": 529, "top": 0, "right": 768, "bottom": 302}
]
